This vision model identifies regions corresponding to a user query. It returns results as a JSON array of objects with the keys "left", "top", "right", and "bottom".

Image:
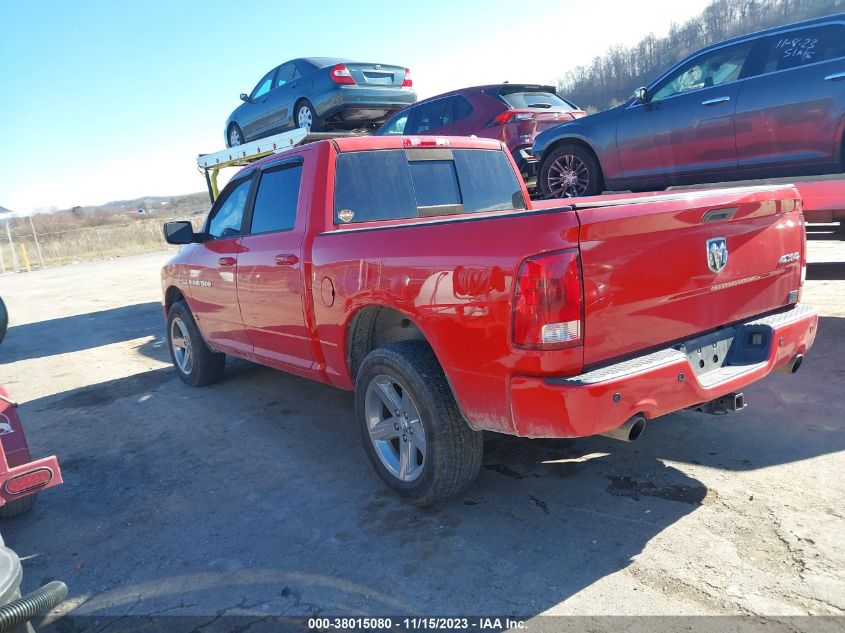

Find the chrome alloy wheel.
[
  {"left": 547, "top": 153, "right": 590, "bottom": 197},
  {"left": 364, "top": 375, "right": 427, "bottom": 482},
  {"left": 297, "top": 105, "right": 313, "bottom": 129},
  {"left": 170, "top": 316, "right": 193, "bottom": 375}
]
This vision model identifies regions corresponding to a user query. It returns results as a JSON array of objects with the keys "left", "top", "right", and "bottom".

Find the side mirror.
[
  {"left": 240, "top": 93, "right": 250, "bottom": 102},
  {"left": 163, "top": 221, "right": 196, "bottom": 245},
  {"left": 633, "top": 87, "right": 650, "bottom": 104}
]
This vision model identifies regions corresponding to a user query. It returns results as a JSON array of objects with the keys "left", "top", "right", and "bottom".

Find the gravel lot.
[{"left": 0, "top": 229, "right": 843, "bottom": 626}]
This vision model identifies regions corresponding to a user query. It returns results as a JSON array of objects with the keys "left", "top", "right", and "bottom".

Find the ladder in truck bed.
[{"left": 197, "top": 128, "right": 366, "bottom": 202}]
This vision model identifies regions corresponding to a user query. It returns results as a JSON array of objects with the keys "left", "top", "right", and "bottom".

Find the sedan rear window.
[
  {"left": 334, "top": 149, "right": 525, "bottom": 224},
  {"left": 497, "top": 88, "right": 575, "bottom": 111}
]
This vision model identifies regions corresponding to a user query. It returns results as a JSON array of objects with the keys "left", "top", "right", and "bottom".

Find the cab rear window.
[{"left": 334, "top": 149, "right": 525, "bottom": 224}]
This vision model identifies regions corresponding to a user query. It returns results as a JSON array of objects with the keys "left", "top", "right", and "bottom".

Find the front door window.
[
  {"left": 651, "top": 43, "right": 753, "bottom": 101},
  {"left": 207, "top": 179, "right": 252, "bottom": 239}
]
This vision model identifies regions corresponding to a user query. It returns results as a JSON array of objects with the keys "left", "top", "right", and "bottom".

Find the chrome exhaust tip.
[
  {"left": 778, "top": 354, "right": 804, "bottom": 374},
  {"left": 600, "top": 415, "right": 646, "bottom": 442}
]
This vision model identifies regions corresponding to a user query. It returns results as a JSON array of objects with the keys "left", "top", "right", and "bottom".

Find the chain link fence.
[{"left": 0, "top": 215, "right": 206, "bottom": 272}]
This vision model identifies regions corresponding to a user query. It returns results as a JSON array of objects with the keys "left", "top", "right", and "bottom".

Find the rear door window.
[
  {"left": 275, "top": 62, "right": 301, "bottom": 88},
  {"left": 759, "top": 25, "right": 845, "bottom": 73},
  {"left": 405, "top": 98, "right": 453, "bottom": 134},
  {"left": 334, "top": 149, "right": 525, "bottom": 224},
  {"left": 452, "top": 96, "right": 473, "bottom": 122},
  {"left": 248, "top": 163, "right": 303, "bottom": 234}
]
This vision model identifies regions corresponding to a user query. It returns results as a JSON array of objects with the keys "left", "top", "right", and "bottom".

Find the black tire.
[
  {"left": 355, "top": 340, "right": 483, "bottom": 505},
  {"left": 0, "top": 296, "right": 7, "bottom": 345},
  {"left": 227, "top": 123, "right": 245, "bottom": 148},
  {"left": 166, "top": 300, "right": 225, "bottom": 387},
  {"left": 539, "top": 143, "right": 604, "bottom": 199},
  {"left": 0, "top": 494, "right": 36, "bottom": 518},
  {"left": 294, "top": 100, "right": 323, "bottom": 132}
]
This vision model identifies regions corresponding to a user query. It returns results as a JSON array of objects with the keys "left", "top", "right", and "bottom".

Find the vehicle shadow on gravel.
[
  {"left": 4, "top": 319, "right": 842, "bottom": 619},
  {"left": 0, "top": 302, "right": 162, "bottom": 363},
  {"left": 6, "top": 366, "right": 708, "bottom": 620}
]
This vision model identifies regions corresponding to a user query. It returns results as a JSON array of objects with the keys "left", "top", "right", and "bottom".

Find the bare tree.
[{"left": 557, "top": 0, "right": 845, "bottom": 112}]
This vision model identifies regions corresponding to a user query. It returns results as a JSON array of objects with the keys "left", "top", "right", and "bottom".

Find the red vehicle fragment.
[
  {"left": 0, "top": 388, "right": 62, "bottom": 515},
  {"left": 793, "top": 179, "right": 845, "bottom": 224}
]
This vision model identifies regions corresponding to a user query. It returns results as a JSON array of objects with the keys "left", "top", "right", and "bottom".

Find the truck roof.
[
  {"left": 332, "top": 135, "right": 504, "bottom": 152},
  {"left": 237, "top": 135, "right": 506, "bottom": 178}
]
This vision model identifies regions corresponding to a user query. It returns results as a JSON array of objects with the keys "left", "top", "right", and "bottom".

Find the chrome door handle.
[
  {"left": 274, "top": 253, "right": 299, "bottom": 266},
  {"left": 824, "top": 71, "right": 845, "bottom": 81},
  {"left": 701, "top": 96, "right": 730, "bottom": 106}
]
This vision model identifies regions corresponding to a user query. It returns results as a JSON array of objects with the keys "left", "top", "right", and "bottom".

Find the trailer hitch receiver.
[{"left": 694, "top": 392, "right": 746, "bottom": 415}]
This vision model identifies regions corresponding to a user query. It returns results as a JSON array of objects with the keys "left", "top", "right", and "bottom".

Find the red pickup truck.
[{"left": 162, "top": 135, "right": 818, "bottom": 504}]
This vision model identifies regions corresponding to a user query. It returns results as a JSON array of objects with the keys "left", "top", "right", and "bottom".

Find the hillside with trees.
[{"left": 557, "top": 0, "right": 845, "bottom": 112}]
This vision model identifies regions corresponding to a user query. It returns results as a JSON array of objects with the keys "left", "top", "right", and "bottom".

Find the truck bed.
[{"left": 666, "top": 174, "right": 845, "bottom": 224}]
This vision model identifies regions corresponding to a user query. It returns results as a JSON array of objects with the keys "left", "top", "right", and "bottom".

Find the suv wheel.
[
  {"left": 355, "top": 340, "right": 483, "bottom": 505},
  {"left": 539, "top": 143, "right": 603, "bottom": 198},
  {"left": 167, "top": 301, "right": 225, "bottom": 387}
]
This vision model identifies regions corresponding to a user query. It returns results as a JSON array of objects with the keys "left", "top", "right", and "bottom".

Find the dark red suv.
[{"left": 376, "top": 84, "right": 585, "bottom": 178}]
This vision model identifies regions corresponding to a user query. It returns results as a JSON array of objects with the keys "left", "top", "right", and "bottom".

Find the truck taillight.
[
  {"left": 402, "top": 68, "right": 413, "bottom": 88},
  {"left": 330, "top": 64, "right": 356, "bottom": 85},
  {"left": 491, "top": 110, "right": 535, "bottom": 126},
  {"left": 5, "top": 467, "right": 53, "bottom": 495},
  {"left": 513, "top": 249, "right": 583, "bottom": 349}
]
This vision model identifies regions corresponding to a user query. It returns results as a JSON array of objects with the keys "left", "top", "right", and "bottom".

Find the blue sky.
[{"left": 0, "top": 0, "right": 710, "bottom": 213}]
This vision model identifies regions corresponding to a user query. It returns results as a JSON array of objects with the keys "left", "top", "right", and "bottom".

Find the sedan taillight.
[
  {"left": 330, "top": 64, "right": 356, "bottom": 85},
  {"left": 402, "top": 68, "right": 413, "bottom": 88},
  {"left": 513, "top": 249, "right": 583, "bottom": 349}
]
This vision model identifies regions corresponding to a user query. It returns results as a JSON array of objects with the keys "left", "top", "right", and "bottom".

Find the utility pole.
[
  {"left": 4, "top": 219, "right": 18, "bottom": 272},
  {"left": 95, "top": 228, "right": 105, "bottom": 259}
]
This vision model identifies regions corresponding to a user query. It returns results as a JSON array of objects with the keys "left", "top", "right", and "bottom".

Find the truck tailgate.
[{"left": 574, "top": 185, "right": 805, "bottom": 366}]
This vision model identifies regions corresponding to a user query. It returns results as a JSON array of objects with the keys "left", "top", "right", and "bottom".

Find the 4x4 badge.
[{"left": 707, "top": 237, "right": 728, "bottom": 273}]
